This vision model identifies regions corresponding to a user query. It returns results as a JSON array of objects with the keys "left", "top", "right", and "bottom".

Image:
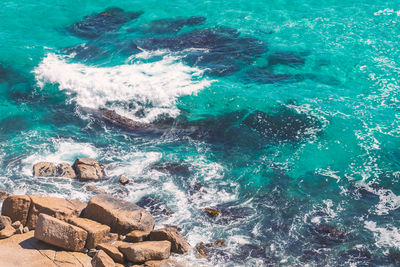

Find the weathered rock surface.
[
  {"left": 68, "top": 217, "right": 110, "bottom": 249},
  {"left": 0, "top": 190, "right": 8, "bottom": 200},
  {"left": 195, "top": 239, "right": 226, "bottom": 258},
  {"left": 84, "top": 194, "right": 154, "bottom": 234},
  {"left": 11, "top": 220, "right": 21, "bottom": 229},
  {"left": 126, "top": 230, "right": 150, "bottom": 242},
  {"left": 34, "top": 214, "right": 88, "bottom": 251},
  {"left": 144, "top": 259, "right": 186, "bottom": 267},
  {"left": 0, "top": 215, "right": 11, "bottom": 230},
  {"left": 97, "top": 242, "right": 124, "bottom": 263},
  {"left": 1, "top": 195, "right": 31, "bottom": 225},
  {"left": 204, "top": 207, "right": 221, "bottom": 217},
  {"left": 33, "top": 162, "right": 57, "bottom": 177},
  {"left": 149, "top": 228, "right": 190, "bottom": 254},
  {"left": 27, "top": 195, "right": 86, "bottom": 229},
  {"left": 118, "top": 241, "right": 171, "bottom": 263},
  {"left": 73, "top": 158, "right": 104, "bottom": 181},
  {"left": 0, "top": 231, "right": 92, "bottom": 267},
  {"left": 91, "top": 249, "right": 115, "bottom": 267},
  {"left": 56, "top": 163, "right": 76, "bottom": 178},
  {"left": 0, "top": 224, "right": 16, "bottom": 238}
]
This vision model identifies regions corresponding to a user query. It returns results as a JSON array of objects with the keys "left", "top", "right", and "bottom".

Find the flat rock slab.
[
  {"left": 33, "top": 162, "right": 57, "bottom": 177},
  {"left": 118, "top": 240, "right": 171, "bottom": 263},
  {"left": 97, "top": 243, "right": 124, "bottom": 263},
  {"left": 73, "top": 158, "right": 104, "bottom": 181},
  {"left": 84, "top": 194, "right": 154, "bottom": 234},
  {"left": 92, "top": 249, "right": 115, "bottom": 267},
  {"left": 0, "top": 231, "right": 91, "bottom": 267},
  {"left": 34, "top": 214, "right": 88, "bottom": 251}
]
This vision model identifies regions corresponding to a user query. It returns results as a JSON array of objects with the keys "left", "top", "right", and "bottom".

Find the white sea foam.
[
  {"left": 33, "top": 52, "right": 212, "bottom": 122},
  {"left": 365, "top": 221, "right": 400, "bottom": 250}
]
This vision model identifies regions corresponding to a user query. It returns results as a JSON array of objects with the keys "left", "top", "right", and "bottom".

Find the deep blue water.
[{"left": 1, "top": 1, "right": 400, "bottom": 266}]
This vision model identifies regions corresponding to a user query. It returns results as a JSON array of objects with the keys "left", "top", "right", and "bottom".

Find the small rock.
[
  {"left": 22, "top": 226, "right": 29, "bottom": 233},
  {"left": 34, "top": 214, "right": 88, "bottom": 251},
  {"left": 68, "top": 217, "right": 110, "bottom": 249},
  {"left": 1, "top": 195, "right": 31, "bottom": 225},
  {"left": 0, "top": 224, "right": 16, "bottom": 239},
  {"left": 0, "top": 216, "right": 12, "bottom": 230},
  {"left": 88, "top": 248, "right": 98, "bottom": 257},
  {"left": 57, "top": 163, "right": 77, "bottom": 178},
  {"left": 97, "top": 243, "right": 124, "bottom": 263},
  {"left": 126, "top": 230, "right": 150, "bottom": 242},
  {"left": 0, "top": 190, "right": 8, "bottom": 200},
  {"left": 83, "top": 194, "right": 154, "bottom": 234},
  {"left": 204, "top": 207, "right": 221, "bottom": 217},
  {"left": 32, "top": 162, "right": 57, "bottom": 177},
  {"left": 91, "top": 250, "right": 115, "bottom": 267},
  {"left": 118, "top": 241, "right": 171, "bottom": 263},
  {"left": 73, "top": 158, "right": 105, "bottom": 181},
  {"left": 149, "top": 228, "right": 190, "bottom": 254},
  {"left": 119, "top": 176, "right": 130, "bottom": 185},
  {"left": 15, "top": 224, "right": 23, "bottom": 234},
  {"left": 195, "top": 239, "right": 226, "bottom": 258},
  {"left": 11, "top": 220, "right": 21, "bottom": 229}
]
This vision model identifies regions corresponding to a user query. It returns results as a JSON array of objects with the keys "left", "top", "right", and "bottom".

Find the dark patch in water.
[
  {"left": 132, "top": 27, "right": 266, "bottom": 76},
  {"left": 67, "top": 7, "right": 142, "bottom": 39},
  {"left": 0, "top": 115, "right": 30, "bottom": 135},
  {"left": 309, "top": 223, "right": 349, "bottom": 245},
  {"left": 268, "top": 51, "right": 305, "bottom": 67},
  {"left": 243, "top": 110, "right": 320, "bottom": 143},
  {"left": 136, "top": 195, "right": 173, "bottom": 216},
  {"left": 149, "top": 162, "right": 191, "bottom": 176},
  {"left": 145, "top": 16, "right": 206, "bottom": 34},
  {"left": 339, "top": 249, "right": 372, "bottom": 267},
  {"left": 243, "top": 68, "right": 295, "bottom": 84},
  {"left": 62, "top": 43, "right": 108, "bottom": 62}
]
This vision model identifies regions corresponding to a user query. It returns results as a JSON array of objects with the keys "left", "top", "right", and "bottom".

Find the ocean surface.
[{"left": 1, "top": 0, "right": 400, "bottom": 266}]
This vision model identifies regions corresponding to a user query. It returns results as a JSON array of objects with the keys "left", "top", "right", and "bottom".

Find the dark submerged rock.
[
  {"left": 309, "top": 223, "right": 348, "bottom": 245},
  {"left": 136, "top": 196, "right": 173, "bottom": 216},
  {"left": 268, "top": 51, "right": 305, "bottom": 67},
  {"left": 243, "top": 109, "right": 320, "bottom": 143},
  {"left": 149, "top": 162, "right": 190, "bottom": 176},
  {"left": 146, "top": 16, "right": 206, "bottom": 34},
  {"left": 62, "top": 43, "right": 107, "bottom": 62},
  {"left": 132, "top": 27, "right": 265, "bottom": 76},
  {"left": 67, "top": 7, "right": 143, "bottom": 39}
]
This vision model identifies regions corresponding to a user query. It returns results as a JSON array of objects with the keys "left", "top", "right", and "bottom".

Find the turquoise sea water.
[{"left": 2, "top": 0, "right": 400, "bottom": 265}]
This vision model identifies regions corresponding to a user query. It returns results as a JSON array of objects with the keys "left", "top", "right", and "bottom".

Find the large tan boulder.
[
  {"left": 1, "top": 195, "right": 31, "bottom": 225},
  {"left": 56, "top": 163, "right": 76, "bottom": 178},
  {"left": 91, "top": 250, "right": 115, "bottom": 267},
  {"left": 68, "top": 217, "right": 110, "bottom": 249},
  {"left": 26, "top": 195, "right": 86, "bottom": 229},
  {"left": 33, "top": 162, "right": 57, "bottom": 177},
  {"left": 149, "top": 228, "right": 190, "bottom": 254},
  {"left": 34, "top": 214, "right": 88, "bottom": 251},
  {"left": 73, "top": 158, "right": 104, "bottom": 181},
  {"left": 96, "top": 243, "right": 124, "bottom": 263},
  {"left": 83, "top": 194, "right": 154, "bottom": 234},
  {"left": 118, "top": 241, "right": 171, "bottom": 263}
]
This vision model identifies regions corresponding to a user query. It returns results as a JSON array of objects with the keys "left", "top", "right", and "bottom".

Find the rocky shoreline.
[
  {"left": 0, "top": 193, "right": 189, "bottom": 267},
  {"left": 0, "top": 158, "right": 230, "bottom": 266}
]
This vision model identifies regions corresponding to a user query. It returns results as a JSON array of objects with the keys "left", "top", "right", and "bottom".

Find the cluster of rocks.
[
  {"left": 33, "top": 158, "right": 132, "bottom": 186},
  {"left": 33, "top": 158, "right": 106, "bottom": 181},
  {"left": 0, "top": 193, "right": 189, "bottom": 266}
]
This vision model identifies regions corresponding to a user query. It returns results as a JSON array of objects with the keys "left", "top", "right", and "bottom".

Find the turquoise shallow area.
[{"left": 1, "top": 0, "right": 400, "bottom": 266}]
